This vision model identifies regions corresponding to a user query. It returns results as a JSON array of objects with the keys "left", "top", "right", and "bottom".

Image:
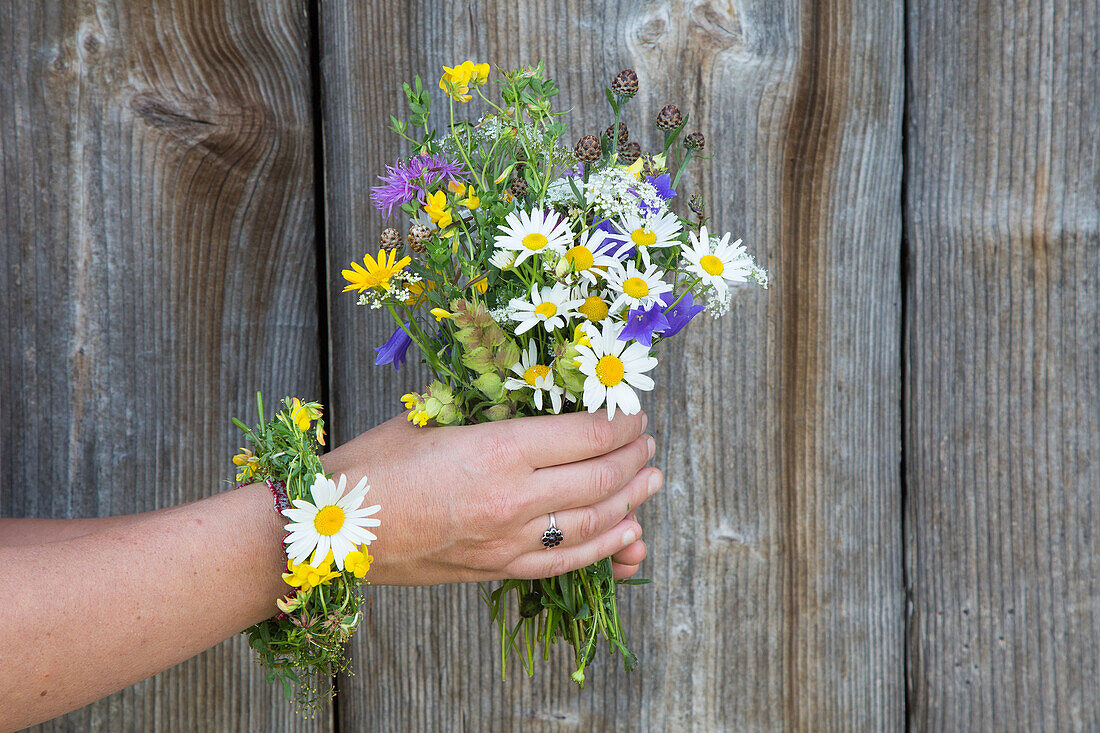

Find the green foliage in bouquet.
[{"left": 343, "top": 61, "right": 767, "bottom": 684}]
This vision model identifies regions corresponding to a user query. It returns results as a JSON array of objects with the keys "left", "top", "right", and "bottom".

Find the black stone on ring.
[{"left": 542, "top": 512, "right": 563, "bottom": 548}]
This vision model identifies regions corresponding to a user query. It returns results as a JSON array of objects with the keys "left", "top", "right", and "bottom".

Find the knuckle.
[
  {"left": 575, "top": 506, "right": 602, "bottom": 540},
  {"left": 589, "top": 459, "right": 622, "bottom": 497},
  {"left": 584, "top": 417, "right": 616, "bottom": 454},
  {"left": 546, "top": 552, "right": 572, "bottom": 578},
  {"left": 480, "top": 488, "right": 515, "bottom": 527}
]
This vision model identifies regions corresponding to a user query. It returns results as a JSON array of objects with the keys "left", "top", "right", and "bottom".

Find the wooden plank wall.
[
  {"left": 905, "top": 0, "right": 1100, "bottom": 729},
  {"left": 321, "top": 1, "right": 902, "bottom": 730},
  {"left": 1, "top": 1, "right": 329, "bottom": 730},
  {"left": 8, "top": 0, "right": 1099, "bottom": 730}
]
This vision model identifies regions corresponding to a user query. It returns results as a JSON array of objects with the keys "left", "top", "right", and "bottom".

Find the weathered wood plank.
[
  {"left": 0, "top": 1, "right": 329, "bottom": 729},
  {"left": 905, "top": 1, "right": 1100, "bottom": 728},
  {"left": 322, "top": 0, "right": 902, "bottom": 729}
]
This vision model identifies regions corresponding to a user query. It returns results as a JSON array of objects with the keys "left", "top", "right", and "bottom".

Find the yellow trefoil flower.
[
  {"left": 342, "top": 249, "right": 412, "bottom": 293},
  {"left": 344, "top": 547, "right": 373, "bottom": 579},
  {"left": 232, "top": 447, "right": 260, "bottom": 482},
  {"left": 447, "top": 180, "right": 480, "bottom": 211},
  {"left": 290, "top": 398, "right": 311, "bottom": 432},
  {"left": 439, "top": 61, "right": 490, "bottom": 102},
  {"left": 430, "top": 308, "right": 453, "bottom": 321},
  {"left": 282, "top": 552, "right": 340, "bottom": 590},
  {"left": 424, "top": 190, "right": 453, "bottom": 228}
]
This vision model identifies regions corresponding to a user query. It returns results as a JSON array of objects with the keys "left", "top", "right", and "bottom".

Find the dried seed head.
[
  {"left": 604, "top": 122, "right": 629, "bottom": 146},
  {"left": 618, "top": 141, "right": 642, "bottom": 165},
  {"left": 684, "top": 131, "right": 705, "bottom": 151},
  {"left": 509, "top": 177, "right": 529, "bottom": 199},
  {"left": 379, "top": 227, "right": 401, "bottom": 251},
  {"left": 407, "top": 224, "right": 431, "bottom": 253},
  {"left": 656, "top": 104, "right": 684, "bottom": 131},
  {"left": 574, "top": 134, "right": 602, "bottom": 163},
  {"left": 611, "top": 69, "right": 639, "bottom": 98}
]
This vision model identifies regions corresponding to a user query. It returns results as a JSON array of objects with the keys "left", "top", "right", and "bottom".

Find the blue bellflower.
[
  {"left": 618, "top": 302, "right": 671, "bottom": 347},
  {"left": 375, "top": 322, "right": 413, "bottom": 369},
  {"left": 657, "top": 290, "right": 705, "bottom": 338}
]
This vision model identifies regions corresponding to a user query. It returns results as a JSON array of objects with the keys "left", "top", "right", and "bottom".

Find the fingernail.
[
  {"left": 646, "top": 435, "right": 656, "bottom": 458},
  {"left": 648, "top": 471, "right": 661, "bottom": 495},
  {"left": 641, "top": 412, "right": 648, "bottom": 431},
  {"left": 622, "top": 529, "right": 637, "bottom": 546}
]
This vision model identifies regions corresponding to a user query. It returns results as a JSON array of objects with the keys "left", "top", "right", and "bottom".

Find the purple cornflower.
[
  {"left": 657, "top": 290, "right": 705, "bottom": 338},
  {"left": 618, "top": 302, "right": 670, "bottom": 347},
  {"left": 375, "top": 322, "right": 413, "bottom": 369},
  {"left": 370, "top": 153, "right": 466, "bottom": 219}
]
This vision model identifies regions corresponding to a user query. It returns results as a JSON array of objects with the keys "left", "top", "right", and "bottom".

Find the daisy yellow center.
[
  {"left": 579, "top": 295, "right": 609, "bottom": 322},
  {"left": 534, "top": 302, "right": 558, "bottom": 318},
  {"left": 622, "top": 277, "right": 650, "bottom": 299},
  {"left": 631, "top": 228, "right": 657, "bottom": 247},
  {"left": 564, "top": 246, "right": 594, "bottom": 271},
  {"left": 522, "top": 232, "right": 549, "bottom": 250},
  {"left": 595, "top": 355, "right": 626, "bottom": 387},
  {"left": 313, "top": 505, "right": 346, "bottom": 536},
  {"left": 523, "top": 364, "right": 551, "bottom": 386},
  {"left": 700, "top": 254, "right": 725, "bottom": 276}
]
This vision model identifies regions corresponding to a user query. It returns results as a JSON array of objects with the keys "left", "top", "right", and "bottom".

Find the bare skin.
[{"left": 0, "top": 410, "right": 659, "bottom": 730}]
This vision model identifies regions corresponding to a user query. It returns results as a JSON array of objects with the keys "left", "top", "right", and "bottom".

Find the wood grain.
[
  {"left": 0, "top": 1, "right": 328, "bottom": 729},
  {"left": 321, "top": 1, "right": 903, "bottom": 729},
  {"left": 905, "top": 0, "right": 1100, "bottom": 728}
]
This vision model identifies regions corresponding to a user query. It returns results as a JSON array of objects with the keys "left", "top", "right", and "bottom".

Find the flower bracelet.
[{"left": 231, "top": 392, "right": 381, "bottom": 710}]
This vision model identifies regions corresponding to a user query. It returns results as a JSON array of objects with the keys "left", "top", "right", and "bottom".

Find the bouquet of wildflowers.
[{"left": 343, "top": 62, "right": 767, "bottom": 684}]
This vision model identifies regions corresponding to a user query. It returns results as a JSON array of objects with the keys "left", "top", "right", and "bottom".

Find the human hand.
[{"left": 321, "top": 410, "right": 660, "bottom": 585}]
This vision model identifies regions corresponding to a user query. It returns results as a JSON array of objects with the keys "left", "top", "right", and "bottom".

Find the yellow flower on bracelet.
[
  {"left": 290, "top": 398, "right": 311, "bottom": 431},
  {"left": 344, "top": 547, "right": 373, "bottom": 579},
  {"left": 283, "top": 552, "right": 340, "bottom": 590},
  {"left": 282, "top": 473, "right": 381, "bottom": 570}
]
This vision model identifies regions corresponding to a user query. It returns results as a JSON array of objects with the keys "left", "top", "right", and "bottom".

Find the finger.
[
  {"left": 463, "top": 409, "right": 647, "bottom": 469},
  {"left": 518, "top": 466, "right": 661, "bottom": 551},
  {"left": 611, "top": 539, "right": 647, "bottom": 567},
  {"left": 524, "top": 433, "right": 657, "bottom": 515},
  {"left": 612, "top": 562, "right": 641, "bottom": 580},
  {"left": 505, "top": 518, "right": 642, "bottom": 580}
]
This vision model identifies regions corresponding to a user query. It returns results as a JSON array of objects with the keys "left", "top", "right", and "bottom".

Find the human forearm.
[
  {"left": 0, "top": 516, "right": 142, "bottom": 546},
  {"left": 0, "top": 482, "right": 286, "bottom": 730}
]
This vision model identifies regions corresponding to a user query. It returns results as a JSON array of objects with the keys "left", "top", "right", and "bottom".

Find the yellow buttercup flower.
[
  {"left": 282, "top": 552, "right": 340, "bottom": 590},
  {"left": 342, "top": 249, "right": 412, "bottom": 293},
  {"left": 424, "top": 190, "right": 453, "bottom": 228},
  {"left": 344, "top": 547, "right": 373, "bottom": 579}
]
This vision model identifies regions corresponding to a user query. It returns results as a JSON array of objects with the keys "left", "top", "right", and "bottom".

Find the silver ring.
[{"left": 541, "top": 512, "right": 563, "bottom": 548}]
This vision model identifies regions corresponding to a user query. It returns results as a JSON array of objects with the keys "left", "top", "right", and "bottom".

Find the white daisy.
[
  {"left": 492, "top": 208, "right": 573, "bottom": 267},
  {"left": 681, "top": 226, "right": 758, "bottom": 300},
  {"left": 489, "top": 248, "right": 517, "bottom": 270},
  {"left": 282, "top": 473, "right": 381, "bottom": 570},
  {"left": 556, "top": 229, "right": 622, "bottom": 284},
  {"left": 508, "top": 282, "right": 584, "bottom": 334},
  {"left": 575, "top": 320, "right": 658, "bottom": 418},
  {"left": 604, "top": 259, "right": 673, "bottom": 314},
  {"left": 607, "top": 210, "right": 682, "bottom": 258},
  {"left": 503, "top": 341, "right": 565, "bottom": 413},
  {"left": 574, "top": 281, "right": 612, "bottom": 323}
]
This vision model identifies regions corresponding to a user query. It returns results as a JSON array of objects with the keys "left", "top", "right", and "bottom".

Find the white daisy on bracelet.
[
  {"left": 504, "top": 341, "right": 566, "bottom": 413},
  {"left": 508, "top": 282, "right": 584, "bottom": 334},
  {"left": 282, "top": 473, "right": 381, "bottom": 570},
  {"left": 574, "top": 320, "right": 658, "bottom": 419}
]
